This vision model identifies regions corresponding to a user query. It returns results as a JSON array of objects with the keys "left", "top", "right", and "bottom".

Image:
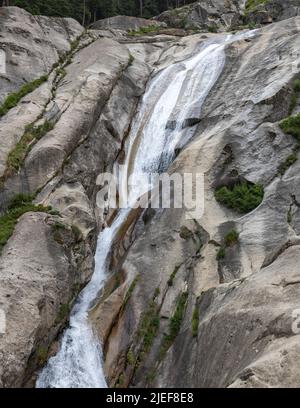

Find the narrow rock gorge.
[{"left": 0, "top": 1, "right": 300, "bottom": 389}]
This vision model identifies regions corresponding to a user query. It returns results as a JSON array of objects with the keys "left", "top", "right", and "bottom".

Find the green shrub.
[
  {"left": 280, "top": 114, "right": 300, "bottom": 140},
  {"left": 52, "top": 221, "right": 67, "bottom": 231},
  {"left": 216, "top": 247, "right": 226, "bottom": 260},
  {"left": 128, "top": 54, "right": 134, "bottom": 66},
  {"left": 207, "top": 25, "right": 218, "bottom": 33},
  {"left": 0, "top": 195, "right": 52, "bottom": 254},
  {"left": 294, "top": 79, "right": 300, "bottom": 93},
  {"left": 215, "top": 182, "right": 264, "bottom": 213},
  {"left": 278, "top": 153, "right": 298, "bottom": 175},
  {"left": 245, "top": 0, "right": 268, "bottom": 11},
  {"left": 0, "top": 75, "right": 48, "bottom": 117},
  {"left": 224, "top": 230, "right": 239, "bottom": 247},
  {"left": 126, "top": 350, "right": 136, "bottom": 365},
  {"left": 7, "top": 193, "right": 34, "bottom": 209},
  {"left": 191, "top": 306, "right": 199, "bottom": 338}
]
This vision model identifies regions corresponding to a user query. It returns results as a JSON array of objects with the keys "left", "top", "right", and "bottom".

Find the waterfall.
[{"left": 36, "top": 30, "right": 256, "bottom": 388}]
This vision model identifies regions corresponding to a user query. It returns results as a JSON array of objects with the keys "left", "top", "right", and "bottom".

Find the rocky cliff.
[
  {"left": 154, "top": 0, "right": 300, "bottom": 31},
  {"left": 1, "top": 3, "right": 300, "bottom": 388}
]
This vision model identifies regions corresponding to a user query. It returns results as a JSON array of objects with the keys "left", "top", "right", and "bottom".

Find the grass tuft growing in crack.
[
  {"left": 158, "top": 291, "right": 188, "bottom": 361},
  {"left": 128, "top": 25, "right": 160, "bottom": 36},
  {"left": 280, "top": 114, "right": 300, "bottom": 141},
  {"left": 6, "top": 121, "right": 54, "bottom": 174},
  {"left": 0, "top": 194, "right": 52, "bottom": 254},
  {"left": 0, "top": 75, "right": 48, "bottom": 117},
  {"left": 224, "top": 229, "right": 239, "bottom": 246},
  {"left": 278, "top": 153, "right": 298, "bottom": 175},
  {"left": 245, "top": 0, "right": 268, "bottom": 12},
  {"left": 120, "top": 276, "right": 139, "bottom": 313},
  {"left": 137, "top": 300, "right": 160, "bottom": 354},
  {"left": 216, "top": 230, "right": 239, "bottom": 261}
]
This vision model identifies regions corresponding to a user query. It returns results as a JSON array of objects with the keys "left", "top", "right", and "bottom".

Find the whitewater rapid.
[{"left": 36, "top": 30, "right": 256, "bottom": 388}]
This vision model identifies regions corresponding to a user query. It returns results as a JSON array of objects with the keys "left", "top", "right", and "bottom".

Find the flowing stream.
[{"left": 36, "top": 31, "right": 256, "bottom": 388}]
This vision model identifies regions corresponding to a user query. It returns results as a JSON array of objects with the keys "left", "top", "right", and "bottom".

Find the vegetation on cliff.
[
  {"left": 215, "top": 181, "right": 264, "bottom": 214},
  {"left": 5, "top": 0, "right": 196, "bottom": 25},
  {"left": 0, "top": 75, "right": 48, "bottom": 117},
  {"left": 0, "top": 194, "right": 53, "bottom": 254}
]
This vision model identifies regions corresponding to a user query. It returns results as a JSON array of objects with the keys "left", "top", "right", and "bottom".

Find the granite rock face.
[
  {"left": 245, "top": 0, "right": 300, "bottom": 25},
  {"left": 92, "top": 17, "right": 300, "bottom": 388},
  {"left": 91, "top": 15, "right": 165, "bottom": 31},
  {"left": 154, "top": 0, "right": 300, "bottom": 31},
  {"left": 0, "top": 6, "right": 84, "bottom": 103},
  {"left": 1, "top": 4, "right": 300, "bottom": 389},
  {"left": 154, "top": 0, "right": 246, "bottom": 31}
]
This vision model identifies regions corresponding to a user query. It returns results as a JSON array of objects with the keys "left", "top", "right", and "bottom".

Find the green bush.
[
  {"left": 0, "top": 194, "right": 52, "bottom": 254},
  {"left": 294, "top": 79, "right": 300, "bottom": 93},
  {"left": 207, "top": 25, "right": 218, "bottom": 33},
  {"left": 216, "top": 247, "right": 226, "bottom": 260},
  {"left": 224, "top": 230, "right": 239, "bottom": 247},
  {"left": 245, "top": 0, "right": 268, "bottom": 11},
  {"left": 215, "top": 182, "right": 264, "bottom": 213},
  {"left": 289, "top": 79, "right": 300, "bottom": 113},
  {"left": 280, "top": 114, "right": 300, "bottom": 140},
  {"left": 278, "top": 154, "right": 298, "bottom": 175},
  {"left": 126, "top": 350, "right": 136, "bottom": 366},
  {"left": 128, "top": 54, "right": 134, "bottom": 66},
  {"left": 0, "top": 75, "right": 48, "bottom": 117}
]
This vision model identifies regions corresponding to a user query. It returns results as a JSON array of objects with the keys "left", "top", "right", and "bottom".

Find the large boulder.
[{"left": 154, "top": 0, "right": 245, "bottom": 31}]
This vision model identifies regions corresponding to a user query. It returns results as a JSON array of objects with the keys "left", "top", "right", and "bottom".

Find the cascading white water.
[{"left": 37, "top": 30, "right": 256, "bottom": 388}]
